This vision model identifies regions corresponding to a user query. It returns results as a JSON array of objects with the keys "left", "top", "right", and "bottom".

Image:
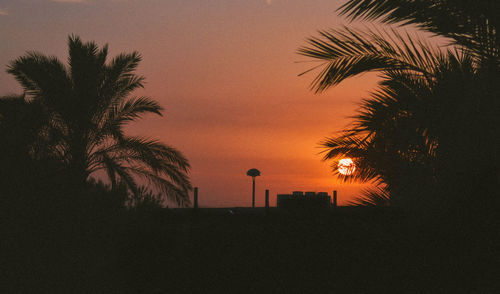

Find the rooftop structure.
[{"left": 277, "top": 191, "right": 332, "bottom": 209}]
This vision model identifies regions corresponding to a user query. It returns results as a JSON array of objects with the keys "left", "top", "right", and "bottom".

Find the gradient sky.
[{"left": 0, "top": 0, "right": 380, "bottom": 207}]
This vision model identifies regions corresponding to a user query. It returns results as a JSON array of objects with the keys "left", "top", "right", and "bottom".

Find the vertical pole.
[
  {"left": 252, "top": 177, "right": 255, "bottom": 208},
  {"left": 265, "top": 189, "right": 269, "bottom": 209},
  {"left": 333, "top": 190, "right": 338, "bottom": 208},
  {"left": 194, "top": 187, "right": 198, "bottom": 209}
]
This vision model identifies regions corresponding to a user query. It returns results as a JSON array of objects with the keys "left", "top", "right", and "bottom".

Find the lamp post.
[{"left": 246, "top": 169, "right": 261, "bottom": 208}]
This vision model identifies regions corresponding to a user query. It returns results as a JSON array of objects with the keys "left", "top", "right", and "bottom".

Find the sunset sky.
[{"left": 0, "top": 0, "right": 380, "bottom": 207}]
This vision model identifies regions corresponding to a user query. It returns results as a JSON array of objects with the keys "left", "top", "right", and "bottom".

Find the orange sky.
[{"left": 0, "top": 0, "right": 381, "bottom": 206}]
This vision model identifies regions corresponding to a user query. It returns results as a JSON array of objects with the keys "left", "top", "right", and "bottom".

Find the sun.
[{"left": 338, "top": 158, "right": 355, "bottom": 176}]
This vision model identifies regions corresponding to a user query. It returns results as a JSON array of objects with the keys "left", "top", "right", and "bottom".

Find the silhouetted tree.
[
  {"left": 318, "top": 48, "right": 481, "bottom": 209},
  {"left": 300, "top": 1, "right": 500, "bottom": 210},
  {"left": 7, "top": 36, "right": 192, "bottom": 206},
  {"left": 0, "top": 94, "right": 65, "bottom": 200},
  {"left": 300, "top": 29, "right": 444, "bottom": 207}
]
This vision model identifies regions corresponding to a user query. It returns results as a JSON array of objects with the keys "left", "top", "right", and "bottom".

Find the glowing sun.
[{"left": 338, "top": 158, "right": 355, "bottom": 176}]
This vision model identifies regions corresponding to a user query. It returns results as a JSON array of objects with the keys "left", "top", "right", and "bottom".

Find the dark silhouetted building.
[{"left": 276, "top": 191, "right": 331, "bottom": 209}]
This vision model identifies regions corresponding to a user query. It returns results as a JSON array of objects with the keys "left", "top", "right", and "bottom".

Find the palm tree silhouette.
[
  {"left": 299, "top": 2, "right": 500, "bottom": 208},
  {"left": 318, "top": 52, "right": 474, "bottom": 208},
  {"left": 299, "top": 29, "right": 442, "bottom": 206},
  {"left": 7, "top": 36, "right": 192, "bottom": 206}
]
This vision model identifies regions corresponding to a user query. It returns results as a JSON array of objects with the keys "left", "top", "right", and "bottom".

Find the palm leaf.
[
  {"left": 98, "top": 153, "right": 139, "bottom": 195},
  {"left": 348, "top": 187, "right": 391, "bottom": 207},
  {"left": 7, "top": 52, "right": 72, "bottom": 108},
  {"left": 337, "top": 0, "right": 500, "bottom": 59},
  {"left": 298, "top": 27, "right": 438, "bottom": 92},
  {"left": 88, "top": 135, "right": 191, "bottom": 205},
  {"left": 125, "top": 166, "right": 191, "bottom": 207},
  {"left": 319, "top": 135, "right": 381, "bottom": 183},
  {"left": 101, "top": 52, "right": 145, "bottom": 104},
  {"left": 117, "top": 136, "right": 190, "bottom": 171}
]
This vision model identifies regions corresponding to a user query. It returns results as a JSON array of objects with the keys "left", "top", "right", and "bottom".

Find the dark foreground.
[{"left": 5, "top": 207, "right": 499, "bottom": 293}]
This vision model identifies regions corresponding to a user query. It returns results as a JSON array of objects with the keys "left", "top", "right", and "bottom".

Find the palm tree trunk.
[{"left": 67, "top": 134, "right": 89, "bottom": 192}]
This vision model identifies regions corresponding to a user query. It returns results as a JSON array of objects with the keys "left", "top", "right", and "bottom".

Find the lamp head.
[{"left": 246, "top": 168, "right": 261, "bottom": 177}]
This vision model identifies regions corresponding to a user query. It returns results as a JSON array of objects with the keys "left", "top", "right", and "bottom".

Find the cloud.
[
  {"left": 50, "top": 0, "right": 86, "bottom": 3},
  {"left": 0, "top": 9, "right": 7, "bottom": 16},
  {"left": 266, "top": 0, "right": 284, "bottom": 5}
]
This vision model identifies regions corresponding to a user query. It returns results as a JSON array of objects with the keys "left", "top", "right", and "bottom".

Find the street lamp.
[{"left": 246, "top": 168, "right": 260, "bottom": 208}]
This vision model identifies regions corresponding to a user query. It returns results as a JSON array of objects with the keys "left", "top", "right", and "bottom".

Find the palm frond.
[
  {"left": 318, "top": 64, "right": 442, "bottom": 187},
  {"left": 101, "top": 52, "right": 145, "bottom": 103},
  {"left": 89, "top": 51, "right": 145, "bottom": 126},
  {"left": 98, "top": 153, "right": 139, "bottom": 195},
  {"left": 338, "top": 0, "right": 432, "bottom": 24},
  {"left": 298, "top": 27, "right": 439, "bottom": 92},
  {"left": 7, "top": 52, "right": 72, "bottom": 106},
  {"left": 117, "top": 136, "right": 190, "bottom": 171},
  {"left": 91, "top": 96, "right": 163, "bottom": 145},
  {"left": 92, "top": 153, "right": 191, "bottom": 190},
  {"left": 337, "top": 0, "right": 500, "bottom": 59},
  {"left": 90, "top": 136, "right": 190, "bottom": 172},
  {"left": 319, "top": 135, "right": 381, "bottom": 183},
  {"left": 107, "top": 51, "right": 143, "bottom": 78},
  {"left": 97, "top": 96, "right": 163, "bottom": 135},
  {"left": 347, "top": 187, "right": 391, "bottom": 207},
  {"left": 88, "top": 135, "right": 191, "bottom": 205},
  {"left": 125, "top": 166, "right": 191, "bottom": 207}
]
